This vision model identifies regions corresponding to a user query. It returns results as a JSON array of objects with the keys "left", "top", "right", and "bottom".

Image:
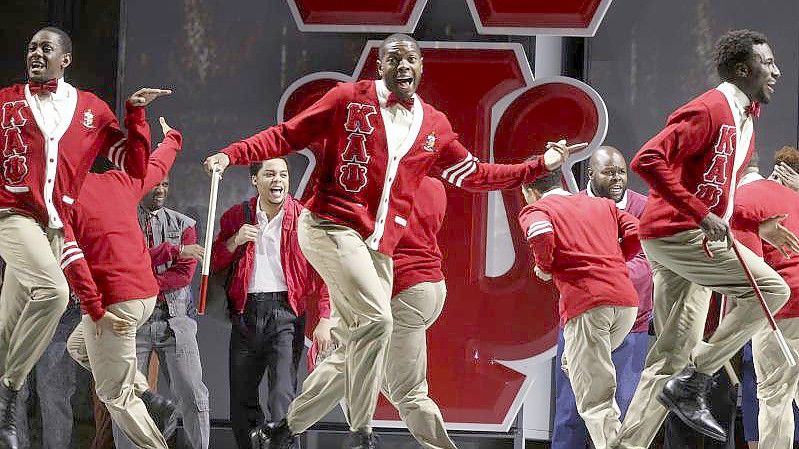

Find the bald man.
[{"left": 550, "top": 146, "right": 653, "bottom": 449}]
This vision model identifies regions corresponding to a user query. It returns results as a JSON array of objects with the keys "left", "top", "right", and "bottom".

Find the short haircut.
[
  {"left": 715, "top": 29, "right": 768, "bottom": 81},
  {"left": 38, "top": 26, "right": 72, "bottom": 53},
  {"left": 775, "top": 145, "right": 799, "bottom": 173},
  {"left": 378, "top": 33, "right": 419, "bottom": 58},
  {"left": 249, "top": 157, "right": 287, "bottom": 177},
  {"left": 523, "top": 169, "right": 563, "bottom": 193}
]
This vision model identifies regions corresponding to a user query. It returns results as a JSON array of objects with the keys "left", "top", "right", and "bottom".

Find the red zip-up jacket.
[
  {"left": 61, "top": 131, "right": 182, "bottom": 320},
  {"left": 220, "top": 79, "right": 548, "bottom": 256},
  {"left": 518, "top": 190, "right": 640, "bottom": 323},
  {"left": 632, "top": 86, "right": 757, "bottom": 239},
  {"left": 392, "top": 177, "right": 446, "bottom": 297},
  {"left": 0, "top": 83, "right": 149, "bottom": 229},
  {"left": 732, "top": 178, "right": 799, "bottom": 319},
  {"left": 210, "top": 195, "right": 331, "bottom": 318}
]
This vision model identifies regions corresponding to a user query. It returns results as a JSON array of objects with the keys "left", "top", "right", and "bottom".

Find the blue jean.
[
  {"left": 552, "top": 328, "right": 648, "bottom": 449},
  {"left": 14, "top": 301, "right": 81, "bottom": 449}
]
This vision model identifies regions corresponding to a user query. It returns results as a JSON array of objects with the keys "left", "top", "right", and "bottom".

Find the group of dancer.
[{"left": 1, "top": 20, "right": 798, "bottom": 449}]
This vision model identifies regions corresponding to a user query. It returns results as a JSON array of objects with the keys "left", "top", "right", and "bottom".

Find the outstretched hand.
[
  {"left": 203, "top": 153, "right": 230, "bottom": 176},
  {"left": 159, "top": 116, "right": 173, "bottom": 137},
  {"left": 128, "top": 88, "right": 172, "bottom": 107},
  {"left": 759, "top": 214, "right": 799, "bottom": 258},
  {"left": 543, "top": 140, "right": 588, "bottom": 171}
]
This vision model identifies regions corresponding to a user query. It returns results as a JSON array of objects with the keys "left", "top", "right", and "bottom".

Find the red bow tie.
[
  {"left": 29, "top": 79, "right": 58, "bottom": 96},
  {"left": 746, "top": 101, "right": 760, "bottom": 118},
  {"left": 386, "top": 92, "right": 414, "bottom": 111}
]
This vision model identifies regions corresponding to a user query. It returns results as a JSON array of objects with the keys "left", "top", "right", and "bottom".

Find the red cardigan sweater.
[
  {"left": 518, "top": 192, "right": 640, "bottom": 323},
  {"left": 221, "top": 79, "right": 548, "bottom": 256},
  {"left": 61, "top": 131, "right": 181, "bottom": 320}
]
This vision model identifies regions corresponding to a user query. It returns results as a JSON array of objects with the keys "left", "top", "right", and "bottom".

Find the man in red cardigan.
[
  {"left": 0, "top": 26, "right": 171, "bottom": 447},
  {"left": 732, "top": 146, "right": 799, "bottom": 449},
  {"left": 210, "top": 157, "right": 332, "bottom": 449},
  {"left": 552, "top": 146, "right": 652, "bottom": 449},
  {"left": 616, "top": 30, "right": 799, "bottom": 448},
  {"left": 61, "top": 118, "right": 184, "bottom": 449},
  {"left": 254, "top": 176, "right": 457, "bottom": 449},
  {"left": 518, "top": 170, "right": 641, "bottom": 449},
  {"left": 204, "top": 33, "right": 577, "bottom": 448}
]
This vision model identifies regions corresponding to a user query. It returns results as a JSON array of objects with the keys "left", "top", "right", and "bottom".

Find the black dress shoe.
[
  {"left": 266, "top": 419, "right": 298, "bottom": 449},
  {"left": 657, "top": 365, "right": 727, "bottom": 442},
  {"left": 0, "top": 382, "right": 19, "bottom": 449},
  {"left": 342, "top": 430, "right": 378, "bottom": 449},
  {"left": 249, "top": 425, "right": 268, "bottom": 449},
  {"left": 141, "top": 390, "right": 179, "bottom": 438}
]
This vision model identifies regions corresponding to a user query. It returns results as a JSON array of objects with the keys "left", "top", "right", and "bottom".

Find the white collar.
[
  {"left": 716, "top": 81, "right": 752, "bottom": 120},
  {"left": 541, "top": 187, "right": 572, "bottom": 199},
  {"left": 255, "top": 196, "right": 285, "bottom": 223},
  {"left": 587, "top": 182, "right": 628, "bottom": 209},
  {"left": 737, "top": 171, "right": 764, "bottom": 187}
]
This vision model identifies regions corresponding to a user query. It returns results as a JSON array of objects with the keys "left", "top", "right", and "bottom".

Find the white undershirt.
[
  {"left": 716, "top": 82, "right": 754, "bottom": 222},
  {"left": 24, "top": 77, "right": 78, "bottom": 229},
  {"left": 248, "top": 199, "right": 288, "bottom": 293}
]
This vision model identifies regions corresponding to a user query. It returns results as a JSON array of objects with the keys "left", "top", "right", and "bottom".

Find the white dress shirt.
[
  {"left": 716, "top": 81, "right": 754, "bottom": 221},
  {"left": 248, "top": 198, "right": 288, "bottom": 293},
  {"left": 25, "top": 77, "right": 78, "bottom": 229}
]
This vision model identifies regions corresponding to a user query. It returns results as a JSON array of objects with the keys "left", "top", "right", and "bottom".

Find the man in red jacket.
[
  {"left": 210, "top": 157, "right": 332, "bottom": 449},
  {"left": 254, "top": 176, "right": 457, "bottom": 449},
  {"left": 0, "top": 26, "right": 171, "bottom": 447},
  {"left": 732, "top": 146, "right": 799, "bottom": 449},
  {"left": 61, "top": 117, "right": 183, "bottom": 449},
  {"left": 617, "top": 30, "right": 799, "bottom": 448},
  {"left": 518, "top": 170, "right": 640, "bottom": 449},
  {"left": 552, "top": 146, "right": 653, "bottom": 449},
  {"left": 204, "top": 33, "right": 578, "bottom": 448}
]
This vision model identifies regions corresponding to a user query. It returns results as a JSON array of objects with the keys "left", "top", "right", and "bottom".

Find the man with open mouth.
[
  {"left": 0, "top": 26, "right": 171, "bottom": 449},
  {"left": 204, "top": 32, "right": 581, "bottom": 449}
]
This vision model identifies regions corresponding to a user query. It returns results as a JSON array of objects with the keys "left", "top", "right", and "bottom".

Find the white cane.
[
  {"left": 198, "top": 168, "right": 221, "bottom": 315},
  {"left": 703, "top": 236, "right": 796, "bottom": 367}
]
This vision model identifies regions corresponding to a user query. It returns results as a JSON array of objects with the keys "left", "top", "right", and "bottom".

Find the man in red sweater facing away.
[
  {"left": 254, "top": 176, "right": 457, "bottom": 449},
  {"left": 616, "top": 30, "right": 799, "bottom": 448},
  {"left": 0, "top": 26, "right": 171, "bottom": 448},
  {"left": 518, "top": 170, "right": 641, "bottom": 449},
  {"left": 204, "top": 32, "right": 579, "bottom": 448},
  {"left": 732, "top": 146, "right": 799, "bottom": 449},
  {"left": 62, "top": 118, "right": 183, "bottom": 449}
]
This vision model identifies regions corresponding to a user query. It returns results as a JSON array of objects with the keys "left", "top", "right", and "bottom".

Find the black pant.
[
  {"left": 663, "top": 369, "right": 738, "bottom": 449},
  {"left": 229, "top": 292, "right": 306, "bottom": 449}
]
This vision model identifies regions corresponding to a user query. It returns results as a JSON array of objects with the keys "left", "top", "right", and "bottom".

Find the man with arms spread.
[{"left": 203, "top": 33, "right": 578, "bottom": 448}]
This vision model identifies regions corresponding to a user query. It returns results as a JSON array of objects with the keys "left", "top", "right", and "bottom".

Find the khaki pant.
[
  {"left": 296, "top": 210, "right": 393, "bottom": 432},
  {"left": 617, "top": 229, "right": 789, "bottom": 449},
  {"left": 562, "top": 305, "right": 637, "bottom": 449},
  {"left": 0, "top": 213, "right": 70, "bottom": 390},
  {"left": 67, "top": 297, "right": 167, "bottom": 449},
  {"left": 752, "top": 317, "right": 799, "bottom": 449},
  {"left": 287, "top": 280, "right": 456, "bottom": 449}
]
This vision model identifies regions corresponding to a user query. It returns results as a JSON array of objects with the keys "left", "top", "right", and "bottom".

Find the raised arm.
[{"left": 204, "top": 84, "right": 345, "bottom": 173}]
